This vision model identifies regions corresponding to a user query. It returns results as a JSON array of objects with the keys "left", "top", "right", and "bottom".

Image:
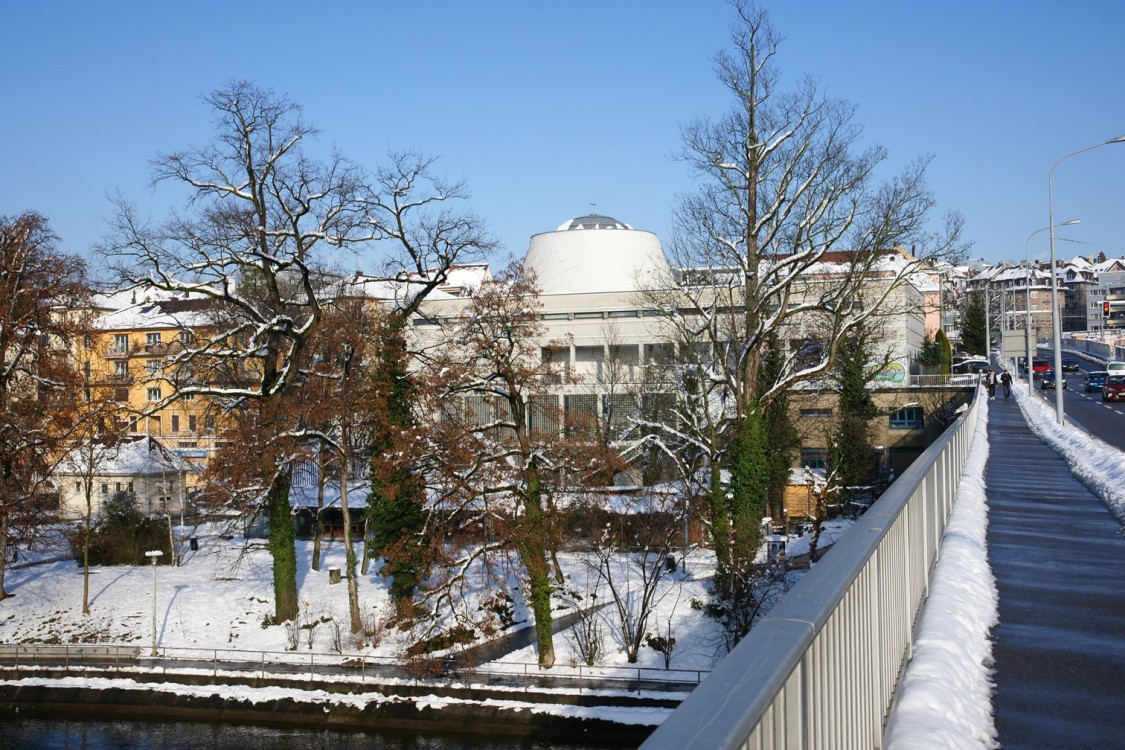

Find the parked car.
[
  {"left": 1084, "top": 371, "right": 1109, "bottom": 392},
  {"left": 951, "top": 358, "right": 990, "bottom": 375},
  {"left": 1031, "top": 358, "right": 1050, "bottom": 378},
  {"left": 1041, "top": 371, "right": 1066, "bottom": 390},
  {"left": 1061, "top": 358, "right": 1081, "bottom": 373},
  {"left": 1103, "top": 375, "right": 1125, "bottom": 402}
]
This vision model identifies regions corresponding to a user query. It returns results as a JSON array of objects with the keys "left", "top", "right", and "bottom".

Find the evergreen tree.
[{"left": 961, "top": 292, "right": 987, "bottom": 355}]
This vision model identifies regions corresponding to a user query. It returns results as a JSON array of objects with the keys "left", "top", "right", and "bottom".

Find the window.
[
  {"left": 74, "top": 482, "right": 80, "bottom": 493},
  {"left": 205, "top": 415, "right": 215, "bottom": 431},
  {"left": 188, "top": 415, "right": 197, "bottom": 433},
  {"left": 115, "top": 482, "right": 122, "bottom": 493},
  {"left": 889, "top": 406, "right": 924, "bottom": 430},
  {"left": 180, "top": 390, "right": 195, "bottom": 401},
  {"left": 146, "top": 360, "right": 160, "bottom": 375},
  {"left": 541, "top": 346, "right": 569, "bottom": 364},
  {"left": 100, "top": 484, "right": 108, "bottom": 495},
  {"left": 114, "top": 361, "right": 129, "bottom": 378},
  {"left": 178, "top": 329, "right": 195, "bottom": 345},
  {"left": 799, "top": 408, "right": 833, "bottom": 418},
  {"left": 113, "top": 334, "right": 129, "bottom": 353},
  {"left": 147, "top": 387, "right": 162, "bottom": 402},
  {"left": 800, "top": 447, "right": 828, "bottom": 469},
  {"left": 146, "top": 332, "right": 162, "bottom": 346},
  {"left": 573, "top": 311, "right": 604, "bottom": 320},
  {"left": 528, "top": 395, "right": 560, "bottom": 436},
  {"left": 171, "top": 415, "right": 180, "bottom": 432},
  {"left": 607, "top": 309, "right": 638, "bottom": 318}
]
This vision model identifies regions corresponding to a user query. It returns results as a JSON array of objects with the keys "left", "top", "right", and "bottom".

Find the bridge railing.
[{"left": 641, "top": 386, "right": 982, "bottom": 750}]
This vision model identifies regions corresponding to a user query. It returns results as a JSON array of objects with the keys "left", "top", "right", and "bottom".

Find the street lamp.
[
  {"left": 1048, "top": 135, "right": 1125, "bottom": 423},
  {"left": 1025, "top": 220, "right": 1080, "bottom": 395},
  {"left": 145, "top": 550, "right": 163, "bottom": 657}
]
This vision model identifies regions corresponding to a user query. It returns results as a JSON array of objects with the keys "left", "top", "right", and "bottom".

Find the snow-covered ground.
[{"left": 0, "top": 519, "right": 851, "bottom": 679}]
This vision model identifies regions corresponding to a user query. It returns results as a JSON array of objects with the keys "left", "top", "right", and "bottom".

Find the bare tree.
[
  {"left": 577, "top": 489, "right": 686, "bottom": 664},
  {"left": 411, "top": 264, "right": 624, "bottom": 668},
  {"left": 101, "top": 81, "right": 492, "bottom": 622},
  {"left": 0, "top": 212, "right": 91, "bottom": 600},
  {"left": 637, "top": 2, "right": 965, "bottom": 640}
]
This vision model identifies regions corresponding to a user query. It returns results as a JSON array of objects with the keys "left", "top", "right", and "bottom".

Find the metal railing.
[
  {"left": 641, "top": 387, "right": 982, "bottom": 749},
  {"left": 0, "top": 642, "right": 707, "bottom": 693}
]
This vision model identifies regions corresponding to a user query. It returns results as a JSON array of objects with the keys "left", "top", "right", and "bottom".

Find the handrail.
[{"left": 641, "top": 386, "right": 981, "bottom": 749}]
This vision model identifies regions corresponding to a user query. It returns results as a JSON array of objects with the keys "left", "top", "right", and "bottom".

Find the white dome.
[{"left": 524, "top": 214, "right": 671, "bottom": 295}]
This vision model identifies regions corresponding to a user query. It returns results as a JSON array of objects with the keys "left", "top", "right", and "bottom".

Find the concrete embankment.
[{"left": 0, "top": 668, "right": 674, "bottom": 746}]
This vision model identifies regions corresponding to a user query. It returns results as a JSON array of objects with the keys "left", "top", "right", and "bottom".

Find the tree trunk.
[
  {"left": 312, "top": 448, "right": 326, "bottom": 572},
  {"left": 266, "top": 471, "right": 298, "bottom": 622},
  {"left": 0, "top": 512, "right": 9, "bottom": 600},
  {"left": 339, "top": 457, "right": 363, "bottom": 637},
  {"left": 82, "top": 500, "right": 92, "bottom": 615},
  {"left": 520, "top": 467, "right": 555, "bottom": 669}
]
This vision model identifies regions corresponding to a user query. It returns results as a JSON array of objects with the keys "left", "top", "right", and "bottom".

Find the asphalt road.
[{"left": 1022, "top": 351, "right": 1125, "bottom": 452}]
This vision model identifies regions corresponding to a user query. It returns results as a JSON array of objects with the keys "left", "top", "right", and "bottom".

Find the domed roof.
[
  {"left": 556, "top": 213, "right": 633, "bottom": 231},
  {"left": 524, "top": 214, "right": 671, "bottom": 295}
]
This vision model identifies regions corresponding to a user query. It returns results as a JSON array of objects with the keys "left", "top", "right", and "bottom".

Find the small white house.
[{"left": 55, "top": 436, "right": 196, "bottom": 519}]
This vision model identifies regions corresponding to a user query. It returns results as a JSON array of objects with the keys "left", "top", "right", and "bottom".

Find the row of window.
[
  {"left": 108, "top": 330, "right": 196, "bottom": 353},
  {"left": 799, "top": 406, "right": 923, "bottom": 429}
]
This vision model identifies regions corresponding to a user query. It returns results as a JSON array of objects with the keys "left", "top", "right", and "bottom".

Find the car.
[
  {"left": 1084, "top": 371, "right": 1109, "bottom": 392},
  {"left": 1061, "top": 358, "right": 1081, "bottom": 373},
  {"left": 1031, "top": 357, "right": 1050, "bottom": 378},
  {"left": 1103, "top": 375, "right": 1125, "bottom": 402},
  {"left": 952, "top": 358, "right": 991, "bottom": 375},
  {"left": 1017, "top": 356, "right": 1028, "bottom": 371},
  {"left": 1040, "top": 371, "right": 1067, "bottom": 390}
]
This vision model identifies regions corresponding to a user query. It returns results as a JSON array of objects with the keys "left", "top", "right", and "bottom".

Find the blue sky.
[{"left": 4, "top": 1, "right": 1125, "bottom": 274}]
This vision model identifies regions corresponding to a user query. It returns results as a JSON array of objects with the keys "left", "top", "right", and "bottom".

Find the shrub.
[{"left": 73, "top": 491, "right": 170, "bottom": 566}]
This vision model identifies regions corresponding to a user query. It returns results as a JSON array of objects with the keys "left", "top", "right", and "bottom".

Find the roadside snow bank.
[{"left": 884, "top": 397, "right": 999, "bottom": 749}]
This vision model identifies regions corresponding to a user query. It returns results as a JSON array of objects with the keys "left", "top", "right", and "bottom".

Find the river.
[{"left": 0, "top": 718, "right": 625, "bottom": 750}]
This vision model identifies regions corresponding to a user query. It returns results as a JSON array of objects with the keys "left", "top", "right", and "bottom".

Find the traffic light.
[{"left": 1103, "top": 301, "right": 1111, "bottom": 318}]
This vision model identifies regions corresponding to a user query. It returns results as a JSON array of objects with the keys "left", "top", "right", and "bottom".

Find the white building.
[
  {"left": 414, "top": 212, "right": 930, "bottom": 436},
  {"left": 56, "top": 435, "right": 195, "bottom": 519}
]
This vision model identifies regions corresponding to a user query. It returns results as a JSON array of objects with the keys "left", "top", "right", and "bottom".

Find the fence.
[
  {"left": 0, "top": 643, "right": 706, "bottom": 693},
  {"left": 640, "top": 386, "right": 982, "bottom": 749}
]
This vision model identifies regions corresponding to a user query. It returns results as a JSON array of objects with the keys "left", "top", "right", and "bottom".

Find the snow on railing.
[{"left": 641, "top": 386, "right": 983, "bottom": 749}]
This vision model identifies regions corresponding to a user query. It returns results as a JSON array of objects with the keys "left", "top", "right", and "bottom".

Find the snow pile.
[
  {"left": 884, "top": 397, "right": 999, "bottom": 749},
  {"left": 1012, "top": 383, "right": 1125, "bottom": 521}
]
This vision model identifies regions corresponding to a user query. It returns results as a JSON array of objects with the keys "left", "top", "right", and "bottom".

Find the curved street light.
[
  {"left": 1025, "top": 220, "right": 1080, "bottom": 395},
  {"left": 1048, "top": 135, "right": 1125, "bottom": 423}
]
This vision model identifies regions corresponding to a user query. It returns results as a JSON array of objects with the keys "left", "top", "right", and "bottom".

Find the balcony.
[{"left": 105, "top": 347, "right": 130, "bottom": 359}]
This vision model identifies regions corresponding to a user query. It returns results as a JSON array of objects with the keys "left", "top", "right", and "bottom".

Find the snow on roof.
[
  {"left": 58, "top": 436, "right": 196, "bottom": 477},
  {"left": 788, "top": 466, "right": 826, "bottom": 487}
]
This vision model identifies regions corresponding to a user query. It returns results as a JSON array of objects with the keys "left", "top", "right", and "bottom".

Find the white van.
[{"left": 1107, "top": 361, "right": 1125, "bottom": 374}]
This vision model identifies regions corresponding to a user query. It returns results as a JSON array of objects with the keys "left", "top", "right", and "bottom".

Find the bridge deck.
[{"left": 985, "top": 399, "right": 1125, "bottom": 749}]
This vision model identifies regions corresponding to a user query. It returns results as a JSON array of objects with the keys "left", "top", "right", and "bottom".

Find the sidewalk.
[{"left": 985, "top": 398, "right": 1125, "bottom": 749}]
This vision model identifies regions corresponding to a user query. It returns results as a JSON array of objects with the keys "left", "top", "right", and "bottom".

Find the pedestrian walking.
[
  {"left": 987, "top": 369, "right": 997, "bottom": 400},
  {"left": 1001, "top": 369, "right": 1012, "bottom": 399}
]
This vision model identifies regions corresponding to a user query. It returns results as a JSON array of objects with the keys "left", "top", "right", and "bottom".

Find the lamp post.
[
  {"left": 145, "top": 550, "right": 163, "bottom": 657},
  {"left": 1025, "top": 220, "right": 1081, "bottom": 395},
  {"left": 1048, "top": 135, "right": 1125, "bottom": 423}
]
